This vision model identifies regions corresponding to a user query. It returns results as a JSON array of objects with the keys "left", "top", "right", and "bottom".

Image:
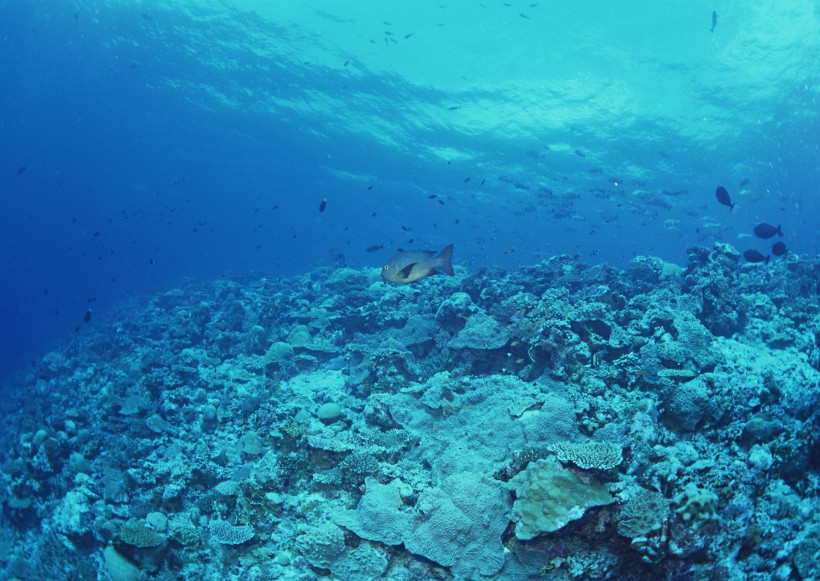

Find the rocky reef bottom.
[{"left": 0, "top": 243, "right": 818, "bottom": 580}]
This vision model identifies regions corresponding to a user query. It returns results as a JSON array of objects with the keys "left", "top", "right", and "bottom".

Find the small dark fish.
[
  {"left": 574, "top": 149, "right": 585, "bottom": 158},
  {"left": 319, "top": 198, "right": 327, "bottom": 213},
  {"left": 771, "top": 241, "right": 788, "bottom": 256},
  {"left": 739, "top": 178, "right": 750, "bottom": 187},
  {"left": 365, "top": 245, "right": 384, "bottom": 252},
  {"left": 743, "top": 249, "right": 769, "bottom": 264},
  {"left": 428, "top": 194, "right": 438, "bottom": 199},
  {"left": 448, "top": 106, "right": 461, "bottom": 110},
  {"left": 519, "top": 13, "right": 529, "bottom": 19},
  {"left": 367, "top": 185, "right": 374, "bottom": 190},
  {"left": 464, "top": 177, "right": 471, "bottom": 183},
  {"left": 83, "top": 309, "right": 92, "bottom": 323},
  {"left": 404, "top": 33, "right": 414, "bottom": 39},
  {"left": 401, "top": 225, "right": 412, "bottom": 232},
  {"left": 753, "top": 223, "right": 782, "bottom": 239},
  {"left": 17, "top": 165, "right": 27, "bottom": 175},
  {"left": 710, "top": 10, "right": 717, "bottom": 33},
  {"left": 715, "top": 186, "right": 734, "bottom": 211}
]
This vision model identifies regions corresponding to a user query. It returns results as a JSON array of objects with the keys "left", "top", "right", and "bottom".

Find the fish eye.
[{"left": 383, "top": 265, "right": 390, "bottom": 270}]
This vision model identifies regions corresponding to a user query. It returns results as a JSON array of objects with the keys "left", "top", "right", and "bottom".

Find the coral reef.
[{"left": 0, "top": 244, "right": 817, "bottom": 579}]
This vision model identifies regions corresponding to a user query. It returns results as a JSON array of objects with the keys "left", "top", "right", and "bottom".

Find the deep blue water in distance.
[{"left": 1, "top": 0, "right": 818, "bottom": 382}]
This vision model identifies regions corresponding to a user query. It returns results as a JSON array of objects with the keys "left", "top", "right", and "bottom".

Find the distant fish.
[
  {"left": 404, "top": 33, "right": 414, "bottom": 39},
  {"left": 17, "top": 165, "right": 27, "bottom": 175},
  {"left": 753, "top": 223, "right": 782, "bottom": 239},
  {"left": 711, "top": 10, "right": 717, "bottom": 32},
  {"left": 574, "top": 149, "right": 586, "bottom": 158},
  {"left": 381, "top": 244, "right": 455, "bottom": 284},
  {"left": 319, "top": 198, "right": 327, "bottom": 213},
  {"left": 365, "top": 244, "right": 384, "bottom": 252},
  {"left": 771, "top": 241, "right": 788, "bottom": 256},
  {"left": 448, "top": 106, "right": 461, "bottom": 110},
  {"left": 743, "top": 249, "right": 769, "bottom": 264},
  {"left": 739, "top": 178, "right": 751, "bottom": 187},
  {"left": 83, "top": 309, "right": 92, "bottom": 323},
  {"left": 715, "top": 186, "right": 734, "bottom": 211}
]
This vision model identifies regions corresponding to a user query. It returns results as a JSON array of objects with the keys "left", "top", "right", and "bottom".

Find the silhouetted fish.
[
  {"left": 319, "top": 199, "right": 327, "bottom": 213},
  {"left": 83, "top": 309, "right": 92, "bottom": 323},
  {"left": 739, "top": 178, "right": 750, "bottom": 187},
  {"left": 365, "top": 245, "right": 384, "bottom": 252},
  {"left": 715, "top": 186, "right": 734, "bottom": 211},
  {"left": 753, "top": 223, "right": 782, "bottom": 239},
  {"left": 711, "top": 10, "right": 717, "bottom": 32},
  {"left": 743, "top": 249, "right": 769, "bottom": 264},
  {"left": 771, "top": 241, "right": 788, "bottom": 256}
]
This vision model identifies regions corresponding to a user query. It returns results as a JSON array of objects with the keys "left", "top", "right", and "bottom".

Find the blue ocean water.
[
  {"left": 1, "top": 1, "right": 817, "bottom": 379},
  {"left": 0, "top": 2, "right": 819, "bottom": 579}
]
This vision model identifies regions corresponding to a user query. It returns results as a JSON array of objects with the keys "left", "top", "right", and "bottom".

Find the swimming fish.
[
  {"left": 365, "top": 244, "right": 384, "bottom": 252},
  {"left": 771, "top": 241, "right": 788, "bottom": 256},
  {"left": 319, "top": 199, "right": 327, "bottom": 213},
  {"left": 711, "top": 10, "right": 717, "bottom": 32},
  {"left": 381, "top": 244, "right": 455, "bottom": 284},
  {"left": 83, "top": 309, "right": 92, "bottom": 323},
  {"left": 753, "top": 223, "right": 782, "bottom": 239},
  {"left": 715, "top": 186, "right": 734, "bottom": 211},
  {"left": 743, "top": 249, "right": 769, "bottom": 264}
]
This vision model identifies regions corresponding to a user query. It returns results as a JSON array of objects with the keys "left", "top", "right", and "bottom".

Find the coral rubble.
[{"left": 0, "top": 244, "right": 818, "bottom": 579}]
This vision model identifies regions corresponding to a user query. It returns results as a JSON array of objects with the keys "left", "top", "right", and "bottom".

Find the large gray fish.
[{"left": 381, "top": 244, "right": 455, "bottom": 284}]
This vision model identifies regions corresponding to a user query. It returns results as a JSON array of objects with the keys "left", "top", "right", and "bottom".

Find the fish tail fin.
[
  {"left": 436, "top": 243, "right": 455, "bottom": 276},
  {"left": 729, "top": 203, "right": 735, "bottom": 213},
  {"left": 777, "top": 224, "right": 783, "bottom": 237},
  {"left": 765, "top": 255, "right": 771, "bottom": 265}
]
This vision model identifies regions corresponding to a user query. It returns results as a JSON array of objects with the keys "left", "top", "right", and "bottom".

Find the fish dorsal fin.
[
  {"left": 398, "top": 263, "right": 417, "bottom": 279},
  {"left": 419, "top": 250, "right": 437, "bottom": 257}
]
